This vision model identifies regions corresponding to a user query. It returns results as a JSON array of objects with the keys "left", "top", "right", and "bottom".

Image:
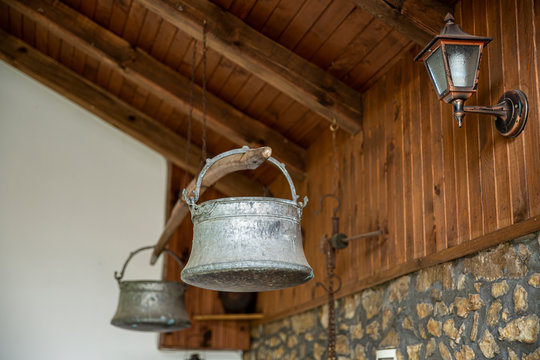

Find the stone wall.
[{"left": 244, "top": 232, "right": 540, "bottom": 359}]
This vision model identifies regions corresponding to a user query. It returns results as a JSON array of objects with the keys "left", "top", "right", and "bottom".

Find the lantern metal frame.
[{"left": 415, "top": 13, "right": 528, "bottom": 138}]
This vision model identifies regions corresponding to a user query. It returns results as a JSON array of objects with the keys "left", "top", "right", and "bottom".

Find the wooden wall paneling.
[
  {"left": 276, "top": 0, "right": 329, "bottom": 50},
  {"left": 149, "top": 20, "right": 177, "bottom": 62},
  {"left": 525, "top": 0, "right": 540, "bottom": 216},
  {"left": 310, "top": 8, "right": 371, "bottom": 69},
  {"left": 82, "top": 55, "right": 100, "bottom": 82},
  {"left": 255, "top": 0, "right": 540, "bottom": 323},
  {"left": 417, "top": 51, "right": 436, "bottom": 257},
  {"left": 163, "top": 32, "right": 191, "bottom": 71},
  {"left": 0, "top": 2, "right": 8, "bottom": 32},
  {"left": 108, "top": 0, "right": 132, "bottom": 35},
  {"left": 107, "top": 69, "right": 125, "bottom": 96},
  {"left": 328, "top": 19, "right": 388, "bottom": 80},
  {"left": 459, "top": 1, "right": 483, "bottom": 241},
  {"left": 474, "top": 0, "right": 498, "bottom": 236},
  {"left": 410, "top": 48, "right": 425, "bottom": 259},
  {"left": 34, "top": 21, "right": 48, "bottom": 53},
  {"left": 142, "top": 93, "right": 163, "bottom": 119},
  {"left": 59, "top": 40, "right": 75, "bottom": 69},
  {"left": 390, "top": 62, "right": 406, "bottom": 265},
  {"left": 8, "top": 5, "right": 21, "bottom": 37},
  {"left": 79, "top": 0, "right": 97, "bottom": 19},
  {"left": 244, "top": 0, "right": 280, "bottom": 31},
  {"left": 428, "top": 71, "right": 447, "bottom": 253},
  {"left": 401, "top": 51, "right": 415, "bottom": 261},
  {"left": 136, "top": 10, "right": 162, "bottom": 52},
  {"left": 231, "top": 75, "right": 265, "bottom": 111},
  {"left": 21, "top": 14, "right": 35, "bottom": 46},
  {"left": 259, "top": 0, "right": 305, "bottom": 40},
  {"left": 131, "top": 85, "right": 150, "bottom": 109},
  {"left": 95, "top": 62, "right": 113, "bottom": 89},
  {"left": 348, "top": 30, "right": 408, "bottom": 89},
  {"left": 94, "top": 0, "right": 113, "bottom": 27},
  {"left": 451, "top": 5, "right": 471, "bottom": 246},
  {"left": 70, "top": 47, "right": 87, "bottom": 75},
  {"left": 293, "top": 1, "right": 355, "bottom": 60},
  {"left": 122, "top": 1, "right": 146, "bottom": 45},
  {"left": 500, "top": 0, "right": 529, "bottom": 224},
  {"left": 216, "top": 66, "right": 251, "bottom": 104},
  {"left": 486, "top": 0, "right": 511, "bottom": 228}
]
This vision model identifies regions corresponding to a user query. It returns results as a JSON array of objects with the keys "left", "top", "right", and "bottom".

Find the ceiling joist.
[
  {"left": 0, "top": 29, "right": 263, "bottom": 197},
  {"left": 350, "top": 0, "right": 452, "bottom": 45},
  {"left": 136, "top": 0, "right": 364, "bottom": 134},
  {"left": 4, "top": 0, "right": 306, "bottom": 179}
]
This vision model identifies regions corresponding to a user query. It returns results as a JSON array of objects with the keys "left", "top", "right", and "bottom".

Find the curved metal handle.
[
  {"left": 183, "top": 146, "right": 307, "bottom": 208},
  {"left": 114, "top": 245, "right": 185, "bottom": 282}
]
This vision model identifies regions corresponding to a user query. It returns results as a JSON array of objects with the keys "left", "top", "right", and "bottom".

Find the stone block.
[
  {"left": 427, "top": 318, "right": 442, "bottom": 337},
  {"left": 443, "top": 319, "right": 459, "bottom": 340},
  {"left": 491, "top": 280, "right": 509, "bottom": 298},
  {"left": 380, "top": 329, "right": 399, "bottom": 347},
  {"left": 470, "top": 311, "right": 479, "bottom": 341},
  {"left": 388, "top": 276, "right": 410, "bottom": 303},
  {"left": 407, "top": 344, "right": 422, "bottom": 360},
  {"left": 291, "top": 311, "right": 316, "bottom": 334},
  {"left": 417, "top": 302, "right": 434, "bottom": 319},
  {"left": 513, "top": 285, "right": 528, "bottom": 313},
  {"left": 335, "top": 335, "right": 349, "bottom": 354},
  {"left": 479, "top": 330, "right": 500, "bottom": 358},
  {"left": 438, "top": 341, "right": 452, "bottom": 360},
  {"left": 361, "top": 288, "right": 384, "bottom": 320},
  {"left": 463, "top": 242, "right": 527, "bottom": 281},
  {"left": 529, "top": 273, "right": 540, "bottom": 288},
  {"left": 498, "top": 314, "right": 539, "bottom": 343},
  {"left": 455, "top": 345, "right": 475, "bottom": 360},
  {"left": 366, "top": 320, "right": 380, "bottom": 340},
  {"left": 350, "top": 323, "right": 364, "bottom": 339},
  {"left": 353, "top": 344, "right": 366, "bottom": 360},
  {"left": 426, "top": 338, "right": 436, "bottom": 357}
]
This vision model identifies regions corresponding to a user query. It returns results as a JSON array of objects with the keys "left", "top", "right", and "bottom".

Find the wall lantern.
[{"left": 415, "top": 13, "right": 528, "bottom": 137}]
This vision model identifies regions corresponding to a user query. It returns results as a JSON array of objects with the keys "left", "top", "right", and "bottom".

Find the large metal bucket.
[
  {"left": 181, "top": 147, "right": 313, "bottom": 292},
  {"left": 111, "top": 246, "right": 191, "bottom": 332}
]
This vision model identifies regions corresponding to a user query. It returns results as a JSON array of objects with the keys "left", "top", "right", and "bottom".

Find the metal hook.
[
  {"left": 315, "top": 274, "right": 342, "bottom": 294},
  {"left": 314, "top": 193, "right": 341, "bottom": 217}
]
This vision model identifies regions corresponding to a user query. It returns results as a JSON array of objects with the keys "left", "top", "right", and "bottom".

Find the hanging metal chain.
[
  {"left": 182, "top": 35, "right": 198, "bottom": 189},
  {"left": 200, "top": 21, "right": 208, "bottom": 167},
  {"left": 330, "top": 118, "right": 339, "bottom": 196},
  {"left": 325, "top": 236, "right": 337, "bottom": 360}
]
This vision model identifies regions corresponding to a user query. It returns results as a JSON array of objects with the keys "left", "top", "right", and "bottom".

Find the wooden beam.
[
  {"left": 0, "top": 29, "right": 263, "bottom": 197},
  {"left": 3, "top": 0, "right": 306, "bottom": 179},
  {"left": 136, "top": 0, "right": 363, "bottom": 134},
  {"left": 350, "top": 0, "right": 453, "bottom": 45}
]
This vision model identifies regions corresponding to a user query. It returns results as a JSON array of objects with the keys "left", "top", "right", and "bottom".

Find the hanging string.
[
  {"left": 200, "top": 21, "right": 208, "bottom": 167},
  {"left": 182, "top": 37, "right": 198, "bottom": 189}
]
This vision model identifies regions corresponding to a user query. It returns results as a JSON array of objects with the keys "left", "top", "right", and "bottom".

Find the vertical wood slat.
[
  {"left": 461, "top": 1, "right": 484, "bottom": 240},
  {"left": 500, "top": 0, "right": 530, "bottom": 224},
  {"left": 475, "top": 0, "right": 498, "bottom": 236}
]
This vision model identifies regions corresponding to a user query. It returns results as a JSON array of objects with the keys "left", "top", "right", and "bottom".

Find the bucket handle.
[
  {"left": 183, "top": 146, "right": 307, "bottom": 208},
  {"left": 114, "top": 246, "right": 185, "bottom": 283}
]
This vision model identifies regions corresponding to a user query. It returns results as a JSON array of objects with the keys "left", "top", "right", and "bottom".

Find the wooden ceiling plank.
[
  {"left": 5, "top": 0, "right": 306, "bottom": 179},
  {"left": 349, "top": 0, "right": 452, "bottom": 45},
  {"left": 136, "top": 0, "right": 363, "bottom": 134},
  {"left": 0, "top": 29, "right": 262, "bottom": 197}
]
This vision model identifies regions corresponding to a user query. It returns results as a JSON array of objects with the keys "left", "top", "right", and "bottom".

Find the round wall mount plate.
[{"left": 495, "top": 89, "right": 528, "bottom": 137}]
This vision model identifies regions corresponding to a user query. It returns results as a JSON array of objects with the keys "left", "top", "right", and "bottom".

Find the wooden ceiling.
[{"left": 0, "top": 0, "right": 456, "bottom": 192}]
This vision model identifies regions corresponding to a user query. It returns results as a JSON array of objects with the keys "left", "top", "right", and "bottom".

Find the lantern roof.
[{"left": 414, "top": 13, "right": 492, "bottom": 62}]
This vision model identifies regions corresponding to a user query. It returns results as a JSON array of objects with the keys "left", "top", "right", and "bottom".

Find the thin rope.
[
  {"left": 200, "top": 21, "right": 208, "bottom": 168},
  {"left": 182, "top": 38, "right": 197, "bottom": 189}
]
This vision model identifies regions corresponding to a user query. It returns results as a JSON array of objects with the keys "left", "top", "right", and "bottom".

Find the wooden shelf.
[{"left": 193, "top": 313, "right": 264, "bottom": 321}]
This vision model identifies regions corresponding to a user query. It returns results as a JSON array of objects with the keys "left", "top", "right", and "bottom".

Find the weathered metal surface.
[
  {"left": 182, "top": 147, "right": 313, "bottom": 292},
  {"left": 111, "top": 246, "right": 191, "bottom": 332}
]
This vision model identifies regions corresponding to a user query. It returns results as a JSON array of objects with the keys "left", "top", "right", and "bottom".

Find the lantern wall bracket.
[
  {"left": 415, "top": 13, "right": 529, "bottom": 138},
  {"left": 452, "top": 89, "right": 528, "bottom": 138}
]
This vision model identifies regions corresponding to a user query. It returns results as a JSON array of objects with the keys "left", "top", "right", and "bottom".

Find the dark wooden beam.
[
  {"left": 0, "top": 29, "right": 264, "bottom": 197},
  {"left": 4, "top": 0, "right": 306, "bottom": 179},
  {"left": 350, "top": 0, "right": 453, "bottom": 45},
  {"left": 136, "top": 0, "right": 363, "bottom": 134}
]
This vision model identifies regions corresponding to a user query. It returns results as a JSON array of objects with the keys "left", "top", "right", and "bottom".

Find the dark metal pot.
[
  {"left": 111, "top": 246, "right": 191, "bottom": 332},
  {"left": 181, "top": 147, "right": 313, "bottom": 292}
]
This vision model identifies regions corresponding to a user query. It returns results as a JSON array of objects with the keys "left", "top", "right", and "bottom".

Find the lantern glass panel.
[
  {"left": 445, "top": 44, "right": 480, "bottom": 88},
  {"left": 425, "top": 47, "right": 448, "bottom": 96}
]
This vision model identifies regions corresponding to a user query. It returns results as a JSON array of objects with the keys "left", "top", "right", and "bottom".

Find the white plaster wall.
[{"left": 0, "top": 61, "right": 241, "bottom": 360}]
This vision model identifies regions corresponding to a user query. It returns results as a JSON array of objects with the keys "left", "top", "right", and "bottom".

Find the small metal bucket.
[
  {"left": 181, "top": 147, "right": 313, "bottom": 292},
  {"left": 111, "top": 246, "right": 191, "bottom": 332}
]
